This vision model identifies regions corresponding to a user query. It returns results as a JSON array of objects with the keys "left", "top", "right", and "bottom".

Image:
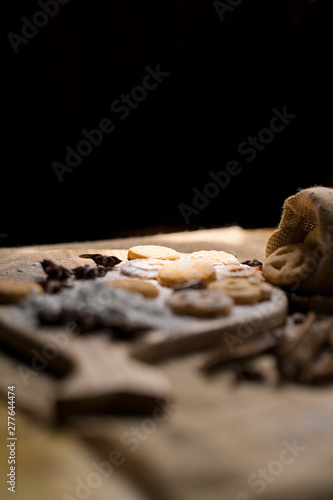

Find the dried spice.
[
  {"left": 38, "top": 279, "right": 73, "bottom": 294},
  {"left": 287, "top": 291, "right": 333, "bottom": 315},
  {"left": 41, "top": 260, "right": 72, "bottom": 280},
  {"left": 200, "top": 328, "right": 284, "bottom": 374},
  {"left": 241, "top": 259, "right": 263, "bottom": 270},
  {"left": 291, "top": 312, "right": 308, "bottom": 324},
  {"left": 311, "top": 351, "right": 333, "bottom": 384},
  {"left": 72, "top": 265, "right": 108, "bottom": 280},
  {"left": 275, "top": 312, "right": 316, "bottom": 356},
  {"left": 233, "top": 362, "right": 266, "bottom": 384},
  {"left": 200, "top": 311, "right": 333, "bottom": 386},
  {"left": 79, "top": 254, "right": 122, "bottom": 268},
  {"left": 276, "top": 314, "right": 333, "bottom": 385},
  {"left": 39, "top": 259, "right": 114, "bottom": 294}
]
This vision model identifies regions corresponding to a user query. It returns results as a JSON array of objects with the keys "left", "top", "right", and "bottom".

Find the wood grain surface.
[
  {"left": 0, "top": 227, "right": 332, "bottom": 500},
  {"left": 0, "top": 226, "right": 272, "bottom": 261}
]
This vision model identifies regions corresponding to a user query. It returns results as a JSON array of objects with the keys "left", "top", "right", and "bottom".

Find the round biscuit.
[
  {"left": 208, "top": 278, "right": 262, "bottom": 304},
  {"left": 120, "top": 258, "right": 166, "bottom": 280},
  {"left": 127, "top": 245, "right": 181, "bottom": 261},
  {"left": 167, "top": 289, "right": 233, "bottom": 317},
  {"left": 262, "top": 244, "right": 315, "bottom": 287},
  {"left": 107, "top": 279, "right": 159, "bottom": 298},
  {"left": 215, "top": 264, "right": 257, "bottom": 280},
  {"left": 157, "top": 260, "right": 216, "bottom": 288},
  {"left": 0, "top": 280, "right": 44, "bottom": 304},
  {"left": 189, "top": 250, "right": 239, "bottom": 266}
]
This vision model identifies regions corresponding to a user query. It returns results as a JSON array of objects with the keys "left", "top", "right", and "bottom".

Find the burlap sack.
[{"left": 265, "top": 186, "right": 333, "bottom": 295}]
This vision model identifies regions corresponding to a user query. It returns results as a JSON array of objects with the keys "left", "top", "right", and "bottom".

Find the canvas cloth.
[{"left": 265, "top": 186, "right": 333, "bottom": 294}]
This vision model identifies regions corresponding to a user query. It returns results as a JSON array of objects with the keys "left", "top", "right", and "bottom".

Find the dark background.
[{"left": 2, "top": 0, "right": 333, "bottom": 247}]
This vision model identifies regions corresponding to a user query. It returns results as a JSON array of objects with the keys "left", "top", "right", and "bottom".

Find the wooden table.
[{"left": 1, "top": 226, "right": 332, "bottom": 500}]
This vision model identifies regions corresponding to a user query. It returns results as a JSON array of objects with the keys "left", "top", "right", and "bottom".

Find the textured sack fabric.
[{"left": 265, "top": 186, "right": 333, "bottom": 294}]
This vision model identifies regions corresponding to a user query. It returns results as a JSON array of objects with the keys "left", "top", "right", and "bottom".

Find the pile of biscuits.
[
  {"left": 0, "top": 245, "right": 276, "bottom": 320},
  {"left": 115, "top": 245, "right": 274, "bottom": 317}
]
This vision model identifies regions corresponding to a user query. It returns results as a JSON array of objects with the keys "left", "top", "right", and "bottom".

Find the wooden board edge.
[{"left": 129, "top": 288, "right": 288, "bottom": 362}]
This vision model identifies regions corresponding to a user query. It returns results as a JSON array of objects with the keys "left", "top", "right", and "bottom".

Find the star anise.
[
  {"left": 41, "top": 260, "right": 72, "bottom": 280},
  {"left": 72, "top": 265, "right": 108, "bottom": 280},
  {"left": 79, "top": 254, "right": 122, "bottom": 268},
  {"left": 241, "top": 259, "right": 263, "bottom": 270},
  {"left": 38, "top": 279, "right": 73, "bottom": 294}
]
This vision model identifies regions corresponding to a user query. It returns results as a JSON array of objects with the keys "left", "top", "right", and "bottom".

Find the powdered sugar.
[
  {"left": 120, "top": 258, "right": 166, "bottom": 279},
  {"left": 21, "top": 278, "right": 197, "bottom": 332}
]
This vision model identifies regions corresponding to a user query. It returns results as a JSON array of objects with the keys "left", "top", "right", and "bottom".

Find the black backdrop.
[{"left": 2, "top": 0, "right": 333, "bottom": 247}]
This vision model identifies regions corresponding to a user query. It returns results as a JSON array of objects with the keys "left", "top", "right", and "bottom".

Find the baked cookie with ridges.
[
  {"left": 120, "top": 258, "right": 167, "bottom": 280},
  {"left": 107, "top": 279, "right": 159, "bottom": 298},
  {"left": 166, "top": 289, "right": 234, "bottom": 317},
  {"left": 0, "top": 280, "right": 44, "bottom": 304},
  {"left": 262, "top": 244, "right": 315, "bottom": 287},
  {"left": 127, "top": 245, "right": 181, "bottom": 261},
  {"left": 157, "top": 260, "right": 216, "bottom": 288},
  {"left": 215, "top": 264, "right": 258, "bottom": 281},
  {"left": 208, "top": 278, "right": 263, "bottom": 304},
  {"left": 188, "top": 250, "right": 239, "bottom": 266}
]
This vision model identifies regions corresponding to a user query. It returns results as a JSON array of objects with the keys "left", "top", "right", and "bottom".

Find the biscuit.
[
  {"left": 188, "top": 250, "right": 239, "bottom": 266},
  {"left": 208, "top": 278, "right": 262, "bottom": 304},
  {"left": 127, "top": 245, "right": 181, "bottom": 261},
  {"left": 215, "top": 264, "right": 257, "bottom": 280},
  {"left": 107, "top": 279, "right": 159, "bottom": 298},
  {"left": 259, "top": 282, "right": 274, "bottom": 301},
  {"left": 262, "top": 244, "right": 315, "bottom": 287},
  {"left": 166, "top": 289, "right": 234, "bottom": 317},
  {"left": 157, "top": 260, "right": 216, "bottom": 288},
  {"left": 0, "top": 280, "right": 43, "bottom": 304},
  {"left": 120, "top": 258, "right": 166, "bottom": 280}
]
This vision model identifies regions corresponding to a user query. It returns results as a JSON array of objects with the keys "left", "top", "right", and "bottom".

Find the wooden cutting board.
[
  {"left": 0, "top": 248, "right": 288, "bottom": 356},
  {"left": 0, "top": 248, "right": 288, "bottom": 419},
  {"left": 130, "top": 286, "right": 287, "bottom": 361},
  {"left": 0, "top": 305, "right": 172, "bottom": 422},
  {"left": 0, "top": 248, "right": 128, "bottom": 282}
]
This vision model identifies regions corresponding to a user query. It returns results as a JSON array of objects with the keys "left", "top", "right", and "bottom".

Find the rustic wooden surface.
[
  {"left": 0, "top": 226, "right": 271, "bottom": 262},
  {"left": 1, "top": 226, "right": 333, "bottom": 500}
]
